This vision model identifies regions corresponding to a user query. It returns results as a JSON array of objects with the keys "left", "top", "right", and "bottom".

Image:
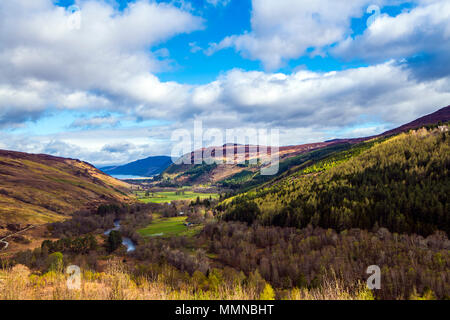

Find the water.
[
  {"left": 104, "top": 220, "right": 136, "bottom": 253},
  {"left": 110, "top": 175, "right": 153, "bottom": 180},
  {"left": 121, "top": 238, "right": 136, "bottom": 252}
]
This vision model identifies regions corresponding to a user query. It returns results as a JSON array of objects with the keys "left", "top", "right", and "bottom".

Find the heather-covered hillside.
[{"left": 0, "top": 150, "right": 131, "bottom": 224}]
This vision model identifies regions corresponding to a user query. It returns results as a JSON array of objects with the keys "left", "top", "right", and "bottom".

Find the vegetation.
[
  {"left": 161, "top": 162, "right": 218, "bottom": 185},
  {"left": 182, "top": 163, "right": 218, "bottom": 182},
  {"left": 1, "top": 119, "right": 449, "bottom": 301},
  {"left": 138, "top": 215, "right": 188, "bottom": 237},
  {"left": 0, "top": 150, "right": 130, "bottom": 224},
  {"left": 200, "top": 221, "right": 450, "bottom": 300},
  {"left": 41, "top": 235, "right": 98, "bottom": 255},
  {"left": 48, "top": 202, "right": 155, "bottom": 238},
  {"left": 107, "top": 231, "right": 122, "bottom": 253},
  {"left": 222, "top": 129, "right": 450, "bottom": 236},
  {"left": 6, "top": 219, "right": 448, "bottom": 300},
  {"left": 298, "top": 138, "right": 383, "bottom": 175},
  {"left": 0, "top": 260, "right": 373, "bottom": 300},
  {"left": 137, "top": 190, "right": 218, "bottom": 204},
  {"left": 219, "top": 143, "right": 353, "bottom": 192}
]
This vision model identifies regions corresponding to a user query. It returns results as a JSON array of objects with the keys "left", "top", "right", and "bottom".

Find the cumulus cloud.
[
  {"left": 0, "top": 126, "right": 175, "bottom": 166},
  {"left": 206, "top": 0, "right": 386, "bottom": 70},
  {"left": 333, "top": 1, "right": 450, "bottom": 63},
  {"left": 206, "top": 0, "right": 231, "bottom": 7},
  {"left": 1, "top": 0, "right": 450, "bottom": 166},
  {"left": 101, "top": 142, "right": 134, "bottom": 153},
  {"left": 190, "top": 62, "right": 450, "bottom": 130},
  {"left": 0, "top": 79, "right": 112, "bottom": 128},
  {"left": 0, "top": 0, "right": 203, "bottom": 126},
  {"left": 189, "top": 42, "right": 203, "bottom": 53},
  {"left": 206, "top": 0, "right": 450, "bottom": 74},
  {"left": 70, "top": 115, "right": 120, "bottom": 129}
]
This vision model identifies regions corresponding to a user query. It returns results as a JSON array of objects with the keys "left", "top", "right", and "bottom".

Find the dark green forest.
[{"left": 222, "top": 128, "right": 450, "bottom": 236}]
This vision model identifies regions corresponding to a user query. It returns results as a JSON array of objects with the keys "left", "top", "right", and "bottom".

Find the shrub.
[
  {"left": 107, "top": 231, "right": 122, "bottom": 253},
  {"left": 47, "top": 252, "right": 63, "bottom": 272},
  {"left": 260, "top": 283, "right": 275, "bottom": 300}
]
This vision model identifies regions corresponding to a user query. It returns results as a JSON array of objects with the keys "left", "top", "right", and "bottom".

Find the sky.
[{"left": 0, "top": 0, "right": 449, "bottom": 166}]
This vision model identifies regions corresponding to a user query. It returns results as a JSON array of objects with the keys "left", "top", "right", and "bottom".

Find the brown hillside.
[
  {"left": 163, "top": 105, "right": 450, "bottom": 185},
  {"left": 164, "top": 140, "right": 357, "bottom": 184},
  {"left": 381, "top": 105, "right": 450, "bottom": 136},
  {"left": 0, "top": 150, "right": 131, "bottom": 225}
]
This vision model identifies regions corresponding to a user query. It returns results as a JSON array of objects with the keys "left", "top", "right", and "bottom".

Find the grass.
[
  {"left": 137, "top": 191, "right": 218, "bottom": 204},
  {"left": 138, "top": 214, "right": 189, "bottom": 237},
  {"left": 0, "top": 261, "right": 376, "bottom": 300},
  {"left": 0, "top": 153, "right": 131, "bottom": 225}
]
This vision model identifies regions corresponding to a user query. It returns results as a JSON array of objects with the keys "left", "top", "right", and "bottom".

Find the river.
[{"left": 104, "top": 220, "right": 136, "bottom": 253}]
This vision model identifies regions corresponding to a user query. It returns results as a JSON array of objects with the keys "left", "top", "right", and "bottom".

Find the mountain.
[
  {"left": 381, "top": 105, "right": 450, "bottom": 137},
  {"left": 160, "top": 141, "right": 360, "bottom": 185},
  {"left": 0, "top": 150, "right": 131, "bottom": 225},
  {"left": 100, "top": 156, "right": 172, "bottom": 177},
  {"left": 220, "top": 124, "right": 450, "bottom": 237},
  {"left": 159, "top": 105, "right": 450, "bottom": 187}
]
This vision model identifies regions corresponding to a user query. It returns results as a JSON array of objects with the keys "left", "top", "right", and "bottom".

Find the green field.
[
  {"left": 137, "top": 190, "right": 218, "bottom": 204},
  {"left": 138, "top": 214, "right": 189, "bottom": 237}
]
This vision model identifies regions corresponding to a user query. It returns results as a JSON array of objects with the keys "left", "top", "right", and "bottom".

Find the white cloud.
[
  {"left": 70, "top": 115, "right": 120, "bottom": 129},
  {"left": 206, "top": 0, "right": 231, "bottom": 7},
  {"left": 206, "top": 0, "right": 385, "bottom": 70},
  {"left": 0, "top": 125, "right": 175, "bottom": 166},
  {"left": 0, "top": 0, "right": 203, "bottom": 126},
  {"left": 0, "top": 79, "right": 112, "bottom": 128},
  {"left": 190, "top": 62, "right": 450, "bottom": 129},
  {"left": 333, "top": 1, "right": 450, "bottom": 63},
  {"left": 189, "top": 42, "right": 203, "bottom": 53},
  {"left": 1, "top": 0, "right": 450, "bottom": 166},
  {"left": 206, "top": 0, "right": 450, "bottom": 73}
]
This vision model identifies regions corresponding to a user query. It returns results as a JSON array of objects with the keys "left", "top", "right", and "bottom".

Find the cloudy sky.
[{"left": 0, "top": 0, "right": 449, "bottom": 166}]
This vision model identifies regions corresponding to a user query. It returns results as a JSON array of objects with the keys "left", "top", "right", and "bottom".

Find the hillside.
[
  {"left": 160, "top": 141, "right": 359, "bottom": 185},
  {"left": 0, "top": 150, "right": 132, "bottom": 225},
  {"left": 221, "top": 126, "right": 450, "bottom": 236},
  {"left": 100, "top": 156, "right": 172, "bottom": 178},
  {"left": 381, "top": 105, "right": 450, "bottom": 137},
  {"left": 160, "top": 105, "right": 450, "bottom": 188}
]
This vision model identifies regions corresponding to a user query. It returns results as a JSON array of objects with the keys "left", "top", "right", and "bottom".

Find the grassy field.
[
  {"left": 138, "top": 214, "right": 194, "bottom": 237},
  {"left": 137, "top": 190, "right": 218, "bottom": 204}
]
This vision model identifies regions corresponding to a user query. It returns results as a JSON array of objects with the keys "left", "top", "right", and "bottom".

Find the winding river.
[{"left": 104, "top": 220, "right": 136, "bottom": 253}]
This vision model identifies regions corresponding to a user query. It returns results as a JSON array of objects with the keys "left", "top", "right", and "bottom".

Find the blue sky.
[
  {"left": 0, "top": 0, "right": 449, "bottom": 166},
  {"left": 55, "top": 0, "right": 416, "bottom": 84}
]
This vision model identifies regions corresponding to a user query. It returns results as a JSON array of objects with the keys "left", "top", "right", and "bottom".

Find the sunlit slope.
[
  {"left": 0, "top": 150, "right": 131, "bottom": 224},
  {"left": 161, "top": 141, "right": 355, "bottom": 185},
  {"left": 222, "top": 127, "right": 450, "bottom": 236},
  {"left": 161, "top": 106, "right": 450, "bottom": 187}
]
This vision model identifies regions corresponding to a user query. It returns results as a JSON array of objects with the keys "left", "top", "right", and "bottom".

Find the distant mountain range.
[
  {"left": 98, "top": 106, "right": 449, "bottom": 182},
  {"left": 100, "top": 156, "right": 172, "bottom": 177},
  {"left": 159, "top": 105, "right": 450, "bottom": 186}
]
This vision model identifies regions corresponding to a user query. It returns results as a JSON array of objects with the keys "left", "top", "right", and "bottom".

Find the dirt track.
[{"left": 0, "top": 225, "right": 35, "bottom": 251}]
